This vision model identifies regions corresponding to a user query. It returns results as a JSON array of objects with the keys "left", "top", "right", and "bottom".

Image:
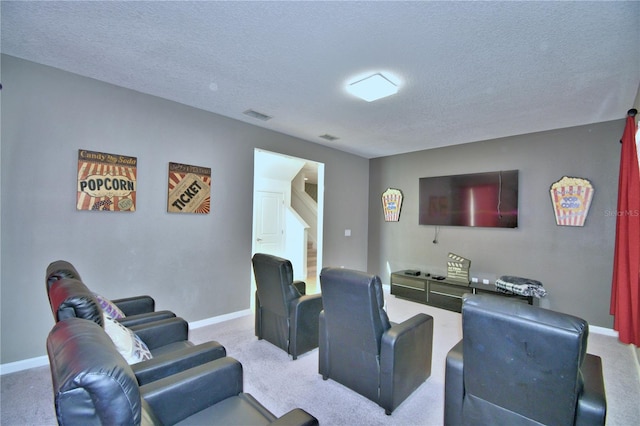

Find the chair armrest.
[
  {"left": 141, "top": 357, "right": 243, "bottom": 425},
  {"left": 270, "top": 408, "right": 319, "bottom": 426},
  {"left": 49, "top": 278, "right": 102, "bottom": 324},
  {"left": 576, "top": 353, "right": 607, "bottom": 425},
  {"left": 293, "top": 293, "right": 323, "bottom": 315},
  {"left": 116, "top": 310, "right": 176, "bottom": 327},
  {"left": 379, "top": 313, "right": 434, "bottom": 413},
  {"left": 290, "top": 293, "right": 322, "bottom": 316},
  {"left": 129, "top": 317, "right": 189, "bottom": 349},
  {"left": 132, "top": 341, "right": 227, "bottom": 385},
  {"left": 255, "top": 290, "right": 262, "bottom": 338},
  {"left": 289, "top": 294, "right": 323, "bottom": 359},
  {"left": 292, "top": 280, "right": 306, "bottom": 295},
  {"left": 444, "top": 340, "right": 464, "bottom": 426},
  {"left": 112, "top": 295, "right": 155, "bottom": 316},
  {"left": 318, "top": 311, "right": 329, "bottom": 377}
]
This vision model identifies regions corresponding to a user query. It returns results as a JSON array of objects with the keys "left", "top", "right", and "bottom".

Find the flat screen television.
[{"left": 418, "top": 170, "right": 519, "bottom": 228}]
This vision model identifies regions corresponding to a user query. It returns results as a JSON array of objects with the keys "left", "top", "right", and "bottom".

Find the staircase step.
[{"left": 307, "top": 241, "right": 317, "bottom": 275}]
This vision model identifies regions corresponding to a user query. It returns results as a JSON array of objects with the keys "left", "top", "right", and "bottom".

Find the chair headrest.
[
  {"left": 320, "top": 267, "right": 387, "bottom": 308},
  {"left": 45, "top": 260, "right": 83, "bottom": 293},
  {"left": 252, "top": 253, "right": 295, "bottom": 282},
  {"left": 46, "top": 318, "right": 141, "bottom": 425},
  {"left": 252, "top": 253, "right": 301, "bottom": 315},
  {"left": 319, "top": 267, "right": 390, "bottom": 351}
]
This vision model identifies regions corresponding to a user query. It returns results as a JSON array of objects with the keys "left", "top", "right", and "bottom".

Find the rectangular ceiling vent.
[
  {"left": 319, "top": 134, "right": 339, "bottom": 141},
  {"left": 243, "top": 109, "right": 272, "bottom": 121}
]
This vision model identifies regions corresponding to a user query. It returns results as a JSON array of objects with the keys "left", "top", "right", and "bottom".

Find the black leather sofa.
[
  {"left": 48, "top": 277, "right": 227, "bottom": 385},
  {"left": 445, "top": 293, "right": 607, "bottom": 425},
  {"left": 318, "top": 267, "right": 434, "bottom": 415},
  {"left": 47, "top": 318, "right": 319, "bottom": 425},
  {"left": 46, "top": 260, "right": 176, "bottom": 327}
]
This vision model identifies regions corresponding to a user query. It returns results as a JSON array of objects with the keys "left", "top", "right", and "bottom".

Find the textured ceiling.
[{"left": 1, "top": 1, "right": 639, "bottom": 159}]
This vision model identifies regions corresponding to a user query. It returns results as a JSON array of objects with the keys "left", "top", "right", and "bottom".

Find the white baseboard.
[
  {"left": 189, "top": 309, "right": 252, "bottom": 329},
  {"left": 0, "top": 309, "right": 252, "bottom": 376},
  {"left": 590, "top": 325, "right": 618, "bottom": 337},
  {"left": 0, "top": 355, "right": 49, "bottom": 375}
]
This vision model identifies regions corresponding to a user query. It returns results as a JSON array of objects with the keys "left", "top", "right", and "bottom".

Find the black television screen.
[{"left": 419, "top": 170, "right": 519, "bottom": 228}]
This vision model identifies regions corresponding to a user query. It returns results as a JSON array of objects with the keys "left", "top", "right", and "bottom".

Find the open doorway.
[{"left": 251, "top": 149, "right": 324, "bottom": 303}]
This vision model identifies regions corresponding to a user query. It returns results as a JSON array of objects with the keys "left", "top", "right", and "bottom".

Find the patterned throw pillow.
[
  {"left": 103, "top": 314, "right": 152, "bottom": 364},
  {"left": 94, "top": 293, "right": 126, "bottom": 319}
]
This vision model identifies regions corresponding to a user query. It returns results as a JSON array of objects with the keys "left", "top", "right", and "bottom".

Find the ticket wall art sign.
[
  {"left": 77, "top": 150, "right": 137, "bottom": 212},
  {"left": 167, "top": 162, "right": 211, "bottom": 214},
  {"left": 549, "top": 176, "right": 594, "bottom": 226}
]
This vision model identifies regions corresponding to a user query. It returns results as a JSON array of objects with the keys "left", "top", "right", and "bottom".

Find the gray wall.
[
  {"left": 368, "top": 120, "right": 624, "bottom": 328},
  {"left": 0, "top": 55, "right": 369, "bottom": 364}
]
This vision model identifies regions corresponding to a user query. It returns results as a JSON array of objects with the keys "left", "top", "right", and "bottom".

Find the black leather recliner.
[
  {"left": 318, "top": 267, "right": 434, "bottom": 415},
  {"left": 48, "top": 277, "right": 227, "bottom": 385},
  {"left": 47, "top": 318, "right": 319, "bottom": 426},
  {"left": 445, "top": 293, "right": 607, "bottom": 426},
  {"left": 252, "top": 253, "right": 323, "bottom": 360},
  {"left": 46, "top": 260, "right": 175, "bottom": 327}
]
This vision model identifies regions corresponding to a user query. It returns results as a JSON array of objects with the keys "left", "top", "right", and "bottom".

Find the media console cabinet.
[{"left": 390, "top": 270, "right": 533, "bottom": 313}]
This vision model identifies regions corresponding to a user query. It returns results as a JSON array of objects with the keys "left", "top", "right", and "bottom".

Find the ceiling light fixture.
[{"left": 346, "top": 72, "right": 399, "bottom": 102}]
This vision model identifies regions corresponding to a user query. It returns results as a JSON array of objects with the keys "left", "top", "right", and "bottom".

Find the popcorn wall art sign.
[
  {"left": 77, "top": 149, "right": 137, "bottom": 212},
  {"left": 167, "top": 162, "right": 211, "bottom": 214},
  {"left": 382, "top": 188, "right": 403, "bottom": 222},
  {"left": 549, "top": 176, "right": 594, "bottom": 226}
]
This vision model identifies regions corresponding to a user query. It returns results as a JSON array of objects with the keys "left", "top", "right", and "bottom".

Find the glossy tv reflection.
[{"left": 418, "top": 170, "right": 518, "bottom": 228}]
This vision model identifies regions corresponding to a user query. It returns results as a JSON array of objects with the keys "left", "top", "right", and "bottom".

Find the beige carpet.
[
  {"left": 189, "top": 292, "right": 640, "bottom": 425},
  {"left": 2, "top": 291, "right": 639, "bottom": 425}
]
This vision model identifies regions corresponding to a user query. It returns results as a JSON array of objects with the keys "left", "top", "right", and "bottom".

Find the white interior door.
[{"left": 254, "top": 190, "right": 284, "bottom": 256}]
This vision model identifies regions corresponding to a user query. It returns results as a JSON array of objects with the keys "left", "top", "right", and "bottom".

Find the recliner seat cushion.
[{"left": 174, "top": 394, "right": 277, "bottom": 426}]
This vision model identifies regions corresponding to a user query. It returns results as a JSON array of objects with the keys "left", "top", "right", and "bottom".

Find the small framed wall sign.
[
  {"left": 167, "top": 162, "right": 211, "bottom": 214},
  {"left": 382, "top": 188, "right": 403, "bottom": 222},
  {"left": 446, "top": 252, "right": 471, "bottom": 283},
  {"left": 76, "top": 149, "right": 137, "bottom": 212},
  {"left": 549, "top": 176, "right": 594, "bottom": 226}
]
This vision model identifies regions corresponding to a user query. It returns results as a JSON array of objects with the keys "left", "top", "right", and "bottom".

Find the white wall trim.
[
  {"left": 0, "top": 355, "right": 50, "bottom": 375},
  {"left": 189, "top": 309, "right": 252, "bottom": 329},
  {"left": 590, "top": 325, "right": 618, "bottom": 337},
  {"left": 0, "top": 309, "right": 253, "bottom": 375}
]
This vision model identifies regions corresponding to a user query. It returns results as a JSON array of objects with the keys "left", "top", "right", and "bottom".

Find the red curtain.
[{"left": 610, "top": 113, "right": 640, "bottom": 346}]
